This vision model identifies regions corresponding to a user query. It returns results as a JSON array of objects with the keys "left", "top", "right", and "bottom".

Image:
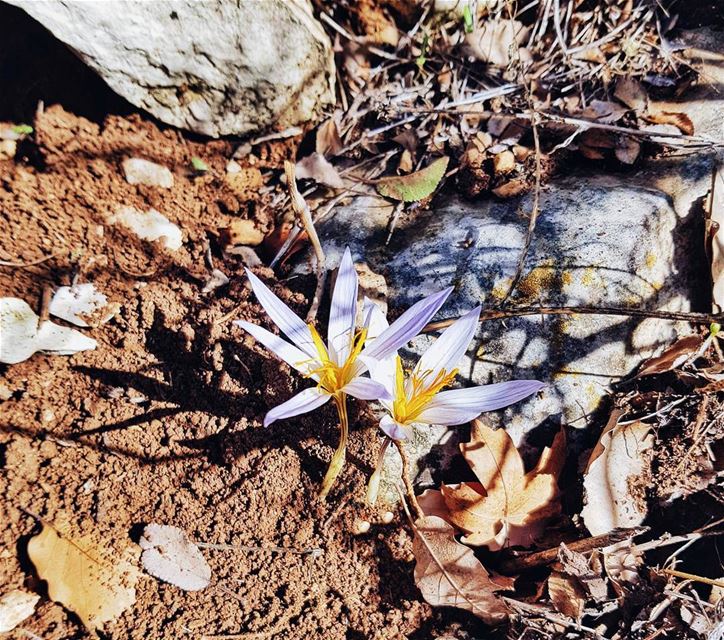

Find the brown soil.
[{"left": 0, "top": 106, "right": 483, "bottom": 639}]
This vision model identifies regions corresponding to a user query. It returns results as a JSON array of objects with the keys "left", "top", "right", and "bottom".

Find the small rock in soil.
[
  {"left": 108, "top": 206, "right": 183, "bottom": 251},
  {"left": 122, "top": 158, "right": 174, "bottom": 188},
  {"left": 0, "top": 589, "right": 40, "bottom": 632}
]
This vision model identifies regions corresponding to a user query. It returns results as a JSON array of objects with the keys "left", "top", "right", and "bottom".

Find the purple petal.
[
  {"left": 235, "top": 320, "right": 316, "bottom": 377},
  {"left": 416, "top": 380, "right": 545, "bottom": 426},
  {"left": 263, "top": 386, "right": 330, "bottom": 427},
  {"left": 328, "top": 247, "right": 358, "bottom": 365},
  {"left": 379, "top": 414, "right": 413, "bottom": 440},
  {"left": 362, "top": 287, "right": 453, "bottom": 361},
  {"left": 342, "top": 376, "right": 392, "bottom": 402},
  {"left": 414, "top": 306, "right": 481, "bottom": 387},
  {"left": 245, "top": 269, "right": 316, "bottom": 357}
]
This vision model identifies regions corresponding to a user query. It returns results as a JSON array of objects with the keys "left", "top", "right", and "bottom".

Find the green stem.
[
  {"left": 366, "top": 436, "right": 392, "bottom": 505},
  {"left": 319, "top": 393, "right": 348, "bottom": 500}
]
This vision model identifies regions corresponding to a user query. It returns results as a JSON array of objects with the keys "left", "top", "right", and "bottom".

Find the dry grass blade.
[{"left": 284, "top": 160, "right": 327, "bottom": 322}]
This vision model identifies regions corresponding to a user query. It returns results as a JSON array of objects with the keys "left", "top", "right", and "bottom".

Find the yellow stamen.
[
  {"left": 392, "top": 355, "right": 458, "bottom": 424},
  {"left": 303, "top": 324, "right": 368, "bottom": 395}
]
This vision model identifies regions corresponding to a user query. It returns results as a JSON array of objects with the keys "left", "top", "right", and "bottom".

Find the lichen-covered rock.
[{"left": 8, "top": 0, "right": 335, "bottom": 137}]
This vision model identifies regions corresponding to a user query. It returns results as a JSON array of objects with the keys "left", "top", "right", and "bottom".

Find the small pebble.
[
  {"left": 122, "top": 157, "right": 174, "bottom": 188},
  {"left": 353, "top": 520, "right": 371, "bottom": 534},
  {"left": 381, "top": 511, "right": 394, "bottom": 524}
]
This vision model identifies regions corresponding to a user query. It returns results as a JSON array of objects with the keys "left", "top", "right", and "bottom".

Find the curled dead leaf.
[
  {"left": 412, "top": 515, "right": 511, "bottom": 624},
  {"left": 27, "top": 519, "right": 139, "bottom": 632},
  {"left": 581, "top": 413, "right": 654, "bottom": 536},
  {"left": 636, "top": 334, "right": 704, "bottom": 376},
  {"left": 645, "top": 111, "right": 695, "bottom": 136}
]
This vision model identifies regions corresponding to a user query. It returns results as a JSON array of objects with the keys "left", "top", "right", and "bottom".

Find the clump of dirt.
[{"left": 0, "top": 107, "right": 478, "bottom": 638}]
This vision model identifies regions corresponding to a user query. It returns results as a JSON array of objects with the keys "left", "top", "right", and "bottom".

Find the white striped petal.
[
  {"left": 263, "top": 386, "right": 330, "bottom": 427},
  {"left": 245, "top": 269, "right": 316, "bottom": 357},
  {"left": 362, "top": 297, "right": 389, "bottom": 339},
  {"left": 413, "top": 306, "right": 481, "bottom": 388},
  {"left": 342, "top": 376, "right": 391, "bottom": 402},
  {"left": 328, "top": 247, "right": 358, "bottom": 366},
  {"left": 416, "top": 380, "right": 545, "bottom": 426},
  {"left": 235, "top": 320, "right": 318, "bottom": 377},
  {"left": 379, "top": 415, "right": 413, "bottom": 441},
  {"left": 362, "top": 287, "right": 453, "bottom": 361}
]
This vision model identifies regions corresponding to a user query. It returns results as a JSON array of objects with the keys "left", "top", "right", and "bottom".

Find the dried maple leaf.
[
  {"left": 412, "top": 515, "right": 511, "bottom": 625},
  {"left": 375, "top": 156, "right": 449, "bottom": 202},
  {"left": 581, "top": 412, "right": 654, "bottom": 536},
  {"left": 27, "top": 519, "right": 139, "bottom": 632},
  {"left": 419, "top": 420, "right": 566, "bottom": 550}
]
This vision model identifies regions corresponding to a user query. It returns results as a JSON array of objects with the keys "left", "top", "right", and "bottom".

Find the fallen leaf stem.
[
  {"left": 319, "top": 393, "right": 349, "bottom": 500},
  {"left": 394, "top": 439, "right": 423, "bottom": 521},
  {"left": 663, "top": 568, "right": 724, "bottom": 588},
  {"left": 424, "top": 305, "right": 724, "bottom": 333}
]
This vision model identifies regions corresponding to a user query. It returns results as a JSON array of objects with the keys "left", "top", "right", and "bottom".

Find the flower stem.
[
  {"left": 394, "top": 439, "right": 424, "bottom": 521},
  {"left": 319, "top": 393, "right": 348, "bottom": 500},
  {"left": 366, "top": 436, "right": 392, "bottom": 505}
]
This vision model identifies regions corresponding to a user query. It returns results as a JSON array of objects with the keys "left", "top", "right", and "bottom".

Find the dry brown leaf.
[
  {"left": 419, "top": 421, "right": 566, "bottom": 550},
  {"left": 707, "top": 166, "right": 724, "bottom": 312},
  {"left": 295, "top": 152, "right": 344, "bottom": 189},
  {"left": 582, "top": 100, "right": 629, "bottom": 124},
  {"left": 412, "top": 515, "right": 511, "bottom": 625},
  {"left": 140, "top": 524, "right": 211, "bottom": 591},
  {"left": 614, "top": 77, "right": 648, "bottom": 111},
  {"left": 636, "top": 334, "right": 704, "bottom": 376},
  {"left": 615, "top": 136, "right": 641, "bottom": 165},
  {"left": 316, "top": 116, "right": 343, "bottom": 156},
  {"left": 646, "top": 111, "right": 695, "bottom": 136},
  {"left": 27, "top": 520, "right": 139, "bottom": 632},
  {"left": 464, "top": 19, "right": 530, "bottom": 67},
  {"left": 548, "top": 570, "right": 586, "bottom": 619},
  {"left": 219, "top": 218, "right": 265, "bottom": 248},
  {"left": 581, "top": 415, "right": 654, "bottom": 536},
  {"left": 492, "top": 178, "right": 527, "bottom": 198}
]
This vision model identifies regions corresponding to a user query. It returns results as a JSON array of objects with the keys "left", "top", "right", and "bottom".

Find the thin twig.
[
  {"left": 663, "top": 569, "right": 724, "bottom": 588},
  {"left": 0, "top": 250, "right": 62, "bottom": 268},
  {"left": 498, "top": 89, "right": 542, "bottom": 304},
  {"left": 423, "top": 305, "right": 724, "bottom": 333},
  {"left": 284, "top": 160, "right": 327, "bottom": 323},
  {"left": 196, "top": 541, "right": 322, "bottom": 557}
]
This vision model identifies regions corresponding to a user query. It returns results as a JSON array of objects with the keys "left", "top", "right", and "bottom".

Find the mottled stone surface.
[{"left": 8, "top": 0, "right": 335, "bottom": 137}]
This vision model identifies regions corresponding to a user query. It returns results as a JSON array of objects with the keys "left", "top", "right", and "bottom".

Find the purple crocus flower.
[
  {"left": 367, "top": 305, "right": 545, "bottom": 442},
  {"left": 235, "top": 247, "right": 452, "bottom": 497}
]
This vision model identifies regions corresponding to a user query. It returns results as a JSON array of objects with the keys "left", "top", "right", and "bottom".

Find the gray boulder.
[{"left": 8, "top": 0, "right": 335, "bottom": 137}]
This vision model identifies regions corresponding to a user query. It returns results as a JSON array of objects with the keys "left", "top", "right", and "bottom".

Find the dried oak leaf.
[
  {"left": 412, "top": 515, "right": 511, "bottom": 625},
  {"left": 376, "top": 156, "right": 449, "bottom": 202},
  {"left": 581, "top": 412, "right": 654, "bottom": 536},
  {"left": 295, "top": 152, "right": 344, "bottom": 189},
  {"left": 419, "top": 421, "right": 566, "bottom": 550},
  {"left": 27, "top": 520, "right": 139, "bottom": 632}
]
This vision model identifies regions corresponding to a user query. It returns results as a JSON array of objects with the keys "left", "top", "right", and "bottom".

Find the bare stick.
[
  {"left": 424, "top": 305, "right": 724, "bottom": 333},
  {"left": 394, "top": 439, "right": 423, "bottom": 521},
  {"left": 284, "top": 160, "right": 327, "bottom": 323},
  {"left": 664, "top": 569, "right": 724, "bottom": 588},
  {"left": 498, "top": 91, "right": 542, "bottom": 304},
  {"left": 0, "top": 250, "right": 62, "bottom": 268}
]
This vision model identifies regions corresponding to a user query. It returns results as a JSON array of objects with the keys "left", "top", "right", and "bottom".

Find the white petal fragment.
[
  {"left": 49, "top": 283, "right": 117, "bottom": 327},
  {"left": 108, "top": 206, "right": 182, "bottom": 251},
  {"left": 416, "top": 380, "right": 545, "bottom": 425},
  {"left": 245, "top": 269, "right": 316, "bottom": 357},
  {"left": 0, "top": 298, "right": 97, "bottom": 364},
  {"left": 263, "top": 387, "right": 330, "bottom": 427},
  {"left": 342, "top": 376, "right": 391, "bottom": 402},
  {"left": 414, "top": 306, "right": 481, "bottom": 384},
  {"left": 235, "top": 321, "right": 315, "bottom": 375},
  {"left": 328, "top": 247, "right": 358, "bottom": 365},
  {"left": 380, "top": 414, "right": 412, "bottom": 441},
  {"left": 0, "top": 589, "right": 41, "bottom": 633},
  {"left": 363, "top": 287, "right": 453, "bottom": 361},
  {"left": 362, "top": 297, "right": 389, "bottom": 339}
]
